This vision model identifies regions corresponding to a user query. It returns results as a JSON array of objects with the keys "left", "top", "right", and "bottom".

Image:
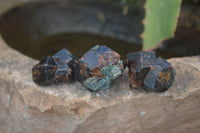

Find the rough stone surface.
[
  {"left": 127, "top": 52, "right": 175, "bottom": 92},
  {"left": 0, "top": 34, "right": 200, "bottom": 133},
  {"left": 75, "top": 45, "right": 124, "bottom": 91},
  {"left": 127, "top": 51, "right": 156, "bottom": 88},
  {"left": 0, "top": 1, "right": 200, "bottom": 133},
  {"left": 32, "top": 49, "right": 77, "bottom": 85},
  {"left": 143, "top": 57, "right": 175, "bottom": 92}
]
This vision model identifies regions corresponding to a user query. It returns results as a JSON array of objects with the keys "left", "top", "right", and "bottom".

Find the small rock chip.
[
  {"left": 75, "top": 45, "right": 124, "bottom": 91},
  {"left": 127, "top": 52, "right": 175, "bottom": 92},
  {"left": 32, "top": 49, "right": 77, "bottom": 85}
]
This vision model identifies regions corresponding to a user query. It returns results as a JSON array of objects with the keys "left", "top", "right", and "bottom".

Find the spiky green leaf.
[{"left": 143, "top": 0, "right": 182, "bottom": 50}]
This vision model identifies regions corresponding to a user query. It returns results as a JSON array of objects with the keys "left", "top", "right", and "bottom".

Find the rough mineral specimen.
[
  {"left": 143, "top": 57, "right": 175, "bottom": 92},
  {"left": 75, "top": 45, "right": 124, "bottom": 91},
  {"left": 32, "top": 49, "right": 77, "bottom": 85},
  {"left": 127, "top": 51, "right": 156, "bottom": 88},
  {"left": 127, "top": 51, "right": 175, "bottom": 92}
]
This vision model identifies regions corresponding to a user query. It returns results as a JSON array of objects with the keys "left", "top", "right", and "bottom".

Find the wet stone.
[
  {"left": 127, "top": 51, "right": 175, "bottom": 92},
  {"left": 75, "top": 45, "right": 124, "bottom": 91},
  {"left": 32, "top": 49, "right": 77, "bottom": 85}
]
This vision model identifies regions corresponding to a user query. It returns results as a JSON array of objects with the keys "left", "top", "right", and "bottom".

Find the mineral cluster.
[
  {"left": 75, "top": 45, "right": 124, "bottom": 91},
  {"left": 127, "top": 51, "right": 175, "bottom": 92},
  {"left": 32, "top": 46, "right": 175, "bottom": 92},
  {"left": 32, "top": 49, "right": 77, "bottom": 85}
]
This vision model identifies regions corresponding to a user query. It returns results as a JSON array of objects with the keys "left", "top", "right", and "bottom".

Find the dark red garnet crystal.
[
  {"left": 127, "top": 51, "right": 175, "bottom": 92},
  {"left": 32, "top": 49, "right": 77, "bottom": 85},
  {"left": 75, "top": 45, "right": 124, "bottom": 91}
]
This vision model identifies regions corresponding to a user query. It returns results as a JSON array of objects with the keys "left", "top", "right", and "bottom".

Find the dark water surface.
[
  {"left": 0, "top": 31, "right": 178, "bottom": 59},
  {"left": 0, "top": 1, "right": 199, "bottom": 60}
]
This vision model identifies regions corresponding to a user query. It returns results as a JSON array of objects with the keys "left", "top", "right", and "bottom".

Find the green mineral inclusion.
[
  {"left": 83, "top": 77, "right": 111, "bottom": 91},
  {"left": 83, "top": 64, "right": 122, "bottom": 91},
  {"left": 90, "top": 45, "right": 100, "bottom": 51},
  {"left": 101, "top": 64, "right": 122, "bottom": 80}
]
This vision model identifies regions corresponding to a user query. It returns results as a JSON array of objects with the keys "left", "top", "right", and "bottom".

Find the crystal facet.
[
  {"left": 127, "top": 51, "right": 175, "bottom": 92},
  {"left": 32, "top": 49, "right": 77, "bottom": 85},
  {"left": 75, "top": 45, "right": 124, "bottom": 91},
  {"left": 127, "top": 51, "right": 156, "bottom": 88}
]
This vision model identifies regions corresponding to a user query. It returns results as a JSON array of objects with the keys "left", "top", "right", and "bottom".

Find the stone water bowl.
[{"left": 0, "top": 0, "right": 200, "bottom": 132}]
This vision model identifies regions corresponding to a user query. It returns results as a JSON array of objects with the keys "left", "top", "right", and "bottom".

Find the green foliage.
[{"left": 142, "top": 0, "right": 182, "bottom": 50}]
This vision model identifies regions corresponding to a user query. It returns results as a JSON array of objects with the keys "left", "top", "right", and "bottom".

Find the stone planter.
[{"left": 0, "top": 0, "right": 200, "bottom": 133}]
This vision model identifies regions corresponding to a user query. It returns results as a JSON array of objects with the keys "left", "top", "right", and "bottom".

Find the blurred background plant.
[
  {"left": 142, "top": 0, "right": 182, "bottom": 50},
  {"left": 123, "top": 0, "right": 182, "bottom": 50}
]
